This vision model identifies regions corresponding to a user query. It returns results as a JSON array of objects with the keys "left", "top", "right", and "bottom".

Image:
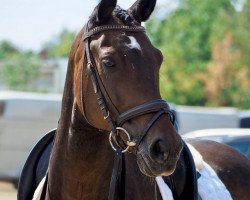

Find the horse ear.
[
  {"left": 93, "top": 0, "right": 117, "bottom": 24},
  {"left": 128, "top": 0, "right": 156, "bottom": 23}
]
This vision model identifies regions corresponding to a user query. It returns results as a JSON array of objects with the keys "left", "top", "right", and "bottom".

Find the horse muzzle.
[{"left": 136, "top": 133, "right": 183, "bottom": 177}]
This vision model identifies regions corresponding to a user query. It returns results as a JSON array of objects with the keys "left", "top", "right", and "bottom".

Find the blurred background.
[{"left": 0, "top": 0, "right": 249, "bottom": 198}]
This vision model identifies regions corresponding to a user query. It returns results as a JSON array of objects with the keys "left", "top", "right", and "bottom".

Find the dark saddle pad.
[{"left": 17, "top": 129, "right": 56, "bottom": 200}]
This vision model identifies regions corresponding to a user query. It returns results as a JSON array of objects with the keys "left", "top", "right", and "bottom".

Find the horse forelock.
[
  {"left": 88, "top": 5, "right": 134, "bottom": 26},
  {"left": 113, "top": 5, "right": 135, "bottom": 25}
]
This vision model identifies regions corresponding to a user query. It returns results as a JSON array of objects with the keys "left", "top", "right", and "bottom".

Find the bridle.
[
  {"left": 83, "top": 22, "right": 175, "bottom": 154},
  {"left": 82, "top": 22, "right": 177, "bottom": 200}
]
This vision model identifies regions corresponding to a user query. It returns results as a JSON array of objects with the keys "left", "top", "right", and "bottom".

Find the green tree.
[
  {"left": 0, "top": 40, "right": 19, "bottom": 59},
  {"left": 233, "top": 0, "right": 250, "bottom": 68},
  {"left": 146, "top": 0, "right": 244, "bottom": 107},
  {"left": 202, "top": 33, "right": 250, "bottom": 107},
  {"left": 43, "top": 29, "right": 76, "bottom": 58},
  {"left": 0, "top": 52, "right": 40, "bottom": 90},
  {"left": 230, "top": 0, "right": 250, "bottom": 108}
]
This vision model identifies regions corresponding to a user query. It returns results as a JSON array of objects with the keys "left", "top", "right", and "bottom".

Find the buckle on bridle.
[
  {"left": 109, "top": 127, "right": 136, "bottom": 153},
  {"left": 104, "top": 111, "right": 110, "bottom": 120}
]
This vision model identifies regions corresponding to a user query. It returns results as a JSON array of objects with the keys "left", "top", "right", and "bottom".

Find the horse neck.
[
  {"left": 47, "top": 102, "right": 115, "bottom": 199},
  {"left": 68, "top": 102, "right": 115, "bottom": 175}
]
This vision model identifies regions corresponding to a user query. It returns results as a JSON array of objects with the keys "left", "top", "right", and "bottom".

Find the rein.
[{"left": 83, "top": 22, "right": 175, "bottom": 200}]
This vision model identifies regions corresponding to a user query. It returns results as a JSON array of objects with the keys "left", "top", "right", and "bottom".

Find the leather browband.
[{"left": 83, "top": 25, "right": 145, "bottom": 40}]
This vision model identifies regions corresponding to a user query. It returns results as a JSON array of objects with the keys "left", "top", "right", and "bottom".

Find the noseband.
[{"left": 83, "top": 23, "right": 175, "bottom": 153}]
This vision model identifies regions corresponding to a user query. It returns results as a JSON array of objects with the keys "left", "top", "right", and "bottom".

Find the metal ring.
[{"left": 109, "top": 127, "right": 132, "bottom": 153}]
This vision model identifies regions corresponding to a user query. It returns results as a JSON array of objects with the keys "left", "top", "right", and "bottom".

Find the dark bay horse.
[{"left": 21, "top": 0, "right": 250, "bottom": 199}]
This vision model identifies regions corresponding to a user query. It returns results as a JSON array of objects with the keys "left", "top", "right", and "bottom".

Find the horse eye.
[{"left": 102, "top": 58, "right": 115, "bottom": 68}]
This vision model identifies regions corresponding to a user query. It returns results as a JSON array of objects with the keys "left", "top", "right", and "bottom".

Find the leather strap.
[
  {"left": 117, "top": 99, "right": 170, "bottom": 126},
  {"left": 136, "top": 110, "right": 165, "bottom": 148},
  {"left": 84, "top": 23, "right": 118, "bottom": 132},
  {"left": 108, "top": 150, "right": 125, "bottom": 200},
  {"left": 83, "top": 25, "right": 145, "bottom": 40}
]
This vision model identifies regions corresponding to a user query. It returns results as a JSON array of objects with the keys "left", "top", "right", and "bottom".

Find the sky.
[{"left": 0, "top": 0, "right": 176, "bottom": 51}]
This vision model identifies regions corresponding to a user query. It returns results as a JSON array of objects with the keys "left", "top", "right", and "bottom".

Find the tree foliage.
[
  {"left": 0, "top": 40, "right": 19, "bottom": 59},
  {"left": 0, "top": 52, "right": 40, "bottom": 91},
  {"left": 0, "top": 29, "right": 75, "bottom": 91},
  {"left": 43, "top": 29, "right": 76, "bottom": 58},
  {"left": 146, "top": 0, "right": 250, "bottom": 109},
  {"left": 0, "top": 40, "right": 41, "bottom": 91}
]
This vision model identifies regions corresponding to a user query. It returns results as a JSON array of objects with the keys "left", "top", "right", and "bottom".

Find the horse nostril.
[{"left": 150, "top": 140, "right": 168, "bottom": 164}]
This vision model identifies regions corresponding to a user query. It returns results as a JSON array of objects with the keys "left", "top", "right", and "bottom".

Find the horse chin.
[{"left": 136, "top": 153, "right": 178, "bottom": 177}]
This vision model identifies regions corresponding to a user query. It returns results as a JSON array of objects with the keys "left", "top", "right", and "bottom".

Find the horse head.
[{"left": 72, "top": 0, "right": 183, "bottom": 177}]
